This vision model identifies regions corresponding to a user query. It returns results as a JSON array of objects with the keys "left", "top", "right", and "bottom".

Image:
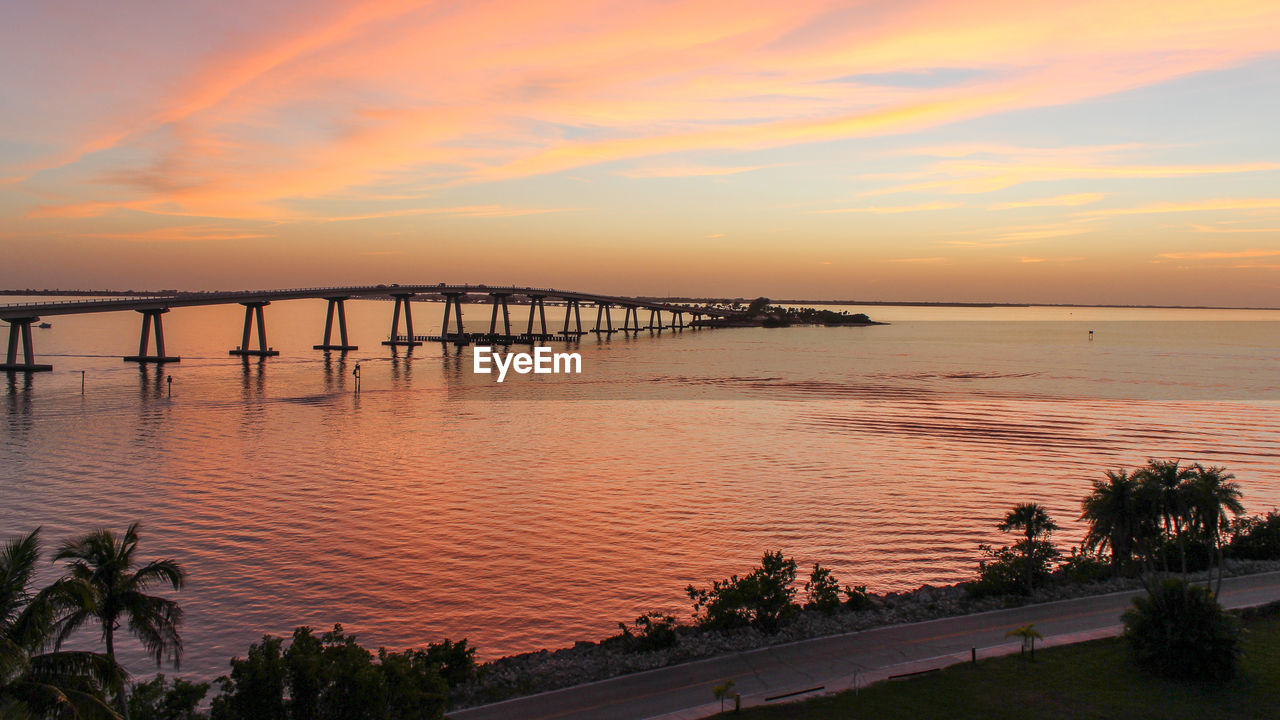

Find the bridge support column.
[
  {"left": 125, "top": 308, "right": 180, "bottom": 363},
  {"left": 525, "top": 295, "right": 547, "bottom": 340},
  {"left": 1, "top": 317, "right": 52, "bottom": 372},
  {"left": 622, "top": 306, "right": 643, "bottom": 333},
  {"left": 561, "top": 299, "right": 583, "bottom": 337},
  {"left": 488, "top": 293, "right": 513, "bottom": 340},
  {"left": 230, "top": 302, "right": 279, "bottom": 356},
  {"left": 437, "top": 292, "right": 466, "bottom": 344},
  {"left": 314, "top": 297, "right": 357, "bottom": 351},
  {"left": 593, "top": 302, "right": 615, "bottom": 334},
  {"left": 382, "top": 293, "right": 422, "bottom": 347}
]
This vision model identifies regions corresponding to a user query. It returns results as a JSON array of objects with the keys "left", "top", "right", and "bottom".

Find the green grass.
[{"left": 737, "top": 615, "right": 1280, "bottom": 720}]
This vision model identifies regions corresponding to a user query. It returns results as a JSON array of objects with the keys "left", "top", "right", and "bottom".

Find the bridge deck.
[{"left": 0, "top": 285, "right": 737, "bottom": 320}]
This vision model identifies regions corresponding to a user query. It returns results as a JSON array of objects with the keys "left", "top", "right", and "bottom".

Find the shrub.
[
  {"left": 129, "top": 675, "right": 210, "bottom": 720},
  {"left": 1228, "top": 510, "right": 1280, "bottom": 560},
  {"left": 686, "top": 551, "right": 798, "bottom": 632},
  {"left": 209, "top": 625, "right": 449, "bottom": 720},
  {"left": 1121, "top": 579, "right": 1241, "bottom": 682},
  {"left": 970, "top": 540, "right": 1059, "bottom": 596},
  {"left": 1145, "top": 534, "right": 1215, "bottom": 572},
  {"left": 1059, "top": 547, "right": 1113, "bottom": 584},
  {"left": 419, "top": 638, "right": 476, "bottom": 689},
  {"left": 803, "top": 563, "right": 842, "bottom": 614},
  {"left": 611, "top": 612, "right": 680, "bottom": 652},
  {"left": 843, "top": 584, "right": 876, "bottom": 612}
]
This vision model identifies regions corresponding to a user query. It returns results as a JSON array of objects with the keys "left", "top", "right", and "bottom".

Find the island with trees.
[{"left": 702, "top": 297, "right": 886, "bottom": 328}]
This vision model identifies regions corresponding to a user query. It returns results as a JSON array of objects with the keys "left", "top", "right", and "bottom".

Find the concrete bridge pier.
[
  {"left": 314, "top": 297, "right": 357, "bottom": 351},
  {"left": 124, "top": 308, "right": 180, "bottom": 363},
  {"left": 622, "top": 306, "right": 645, "bottom": 334},
  {"left": 561, "top": 299, "right": 584, "bottom": 338},
  {"left": 487, "top": 293, "right": 513, "bottom": 341},
  {"left": 229, "top": 302, "right": 279, "bottom": 357},
  {"left": 382, "top": 292, "right": 422, "bottom": 347},
  {"left": 437, "top": 292, "right": 467, "bottom": 344},
  {"left": 592, "top": 302, "right": 616, "bottom": 334},
  {"left": 525, "top": 294, "right": 548, "bottom": 341},
  {"left": 1, "top": 317, "right": 52, "bottom": 372}
]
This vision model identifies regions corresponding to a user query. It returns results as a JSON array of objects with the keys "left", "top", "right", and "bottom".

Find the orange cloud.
[
  {"left": 816, "top": 202, "right": 963, "bottom": 214},
  {"left": 11, "top": 0, "right": 1280, "bottom": 227},
  {"left": 620, "top": 164, "right": 788, "bottom": 178},
  {"left": 866, "top": 160, "right": 1280, "bottom": 196},
  {"left": 1158, "top": 248, "right": 1280, "bottom": 259},
  {"left": 1084, "top": 197, "right": 1280, "bottom": 217},
  {"left": 991, "top": 193, "right": 1105, "bottom": 210},
  {"left": 1191, "top": 224, "right": 1280, "bottom": 233}
]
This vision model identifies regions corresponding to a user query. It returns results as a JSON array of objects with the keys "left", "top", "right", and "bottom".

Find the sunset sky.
[{"left": 3, "top": 0, "right": 1279, "bottom": 305}]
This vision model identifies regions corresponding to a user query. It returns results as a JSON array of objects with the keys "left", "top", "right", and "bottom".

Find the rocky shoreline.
[{"left": 450, "top": 559, "right": 1280, "bottom": 709}]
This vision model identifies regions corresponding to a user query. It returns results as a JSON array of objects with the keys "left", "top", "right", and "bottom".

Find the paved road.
[{"left": 449, "top": 571, "right": 1280, "bottom": 720}]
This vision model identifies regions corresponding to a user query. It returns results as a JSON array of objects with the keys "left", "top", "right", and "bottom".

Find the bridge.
[{"left": 0, "top": 285, "right": 742, "bottom": 372}]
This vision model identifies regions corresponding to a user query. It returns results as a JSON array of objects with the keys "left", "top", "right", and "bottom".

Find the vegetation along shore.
[{"left": 5, "top": 459, "right": 1280, "bottom": 719}]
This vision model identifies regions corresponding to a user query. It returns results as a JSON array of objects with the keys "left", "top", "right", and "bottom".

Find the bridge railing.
[{"left": 2, "top": 284, "right": 743, "bottom": 316}]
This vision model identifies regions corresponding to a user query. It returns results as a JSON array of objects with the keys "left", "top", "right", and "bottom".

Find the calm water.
[{"left": 3, "top": 298, "right": 1279, "bottom": 680}]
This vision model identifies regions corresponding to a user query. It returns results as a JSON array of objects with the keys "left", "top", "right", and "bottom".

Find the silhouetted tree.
[
  {"left": 1, "top": 529, "right": 122, "bottom": 719},
  {"left": 53, "top": 524, "right": 186, "bottom": 719},
  {"left": 1135, "top": 459, "right": 1196, "bottom": 574},
  {"left": 997, "top": 503, "right": 1060, "bottom": 594},
  {"left": 1081, "top": 469, "right": 1142, "bottom": 574},
  {"left": 1186, "top": 464, "right": 1244, "bottom": 597},
  {"left": 686, "top": 551, "right": 798, "bottom": 632}
]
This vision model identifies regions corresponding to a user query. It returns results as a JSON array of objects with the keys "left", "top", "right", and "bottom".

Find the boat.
[{"left": 37, "top": 322, "right": 52, "bottom": 329}]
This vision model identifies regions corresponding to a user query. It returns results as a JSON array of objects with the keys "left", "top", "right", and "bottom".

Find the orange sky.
[{"left": 2, "top": 0, "right": 1279, "bottom": 304}]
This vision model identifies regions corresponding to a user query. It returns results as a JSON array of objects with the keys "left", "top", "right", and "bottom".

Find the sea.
[{"left": 3, "top": 296, "right": 1278, "bottom": 680}]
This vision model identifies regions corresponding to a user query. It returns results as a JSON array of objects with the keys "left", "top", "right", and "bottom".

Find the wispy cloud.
[
  {"left": 888, "top": 256, "right": 946, "bottom": 263},
  {"left": 816, "top": 201, "right": 962, "bottom": 214},
  {"left": 1084, "top": 197, "right": 1280, "bottom": 217},
  {"left": 314, "top": 205, "right": 576, "bottom": 222},
  {"left": 864, "top": 159, "right": 1280, "bottom": 196},
  {"left": 1019, "top": 255, "right": 1084, "bottom": 263},
  {"left": 991, "top": 193, "right": 1105, "bottom": 210},
  {"left": 72, "top": 225, "right": 273, "bottom": 243},
  {"left": 1190, "top": 224, "right": 1280, "bottom": 233},
  {"left": 1158, "top": 248, "right": 1280, "bottom": 260},
  {"left": 620, "top": 164, "right": 789, "bottom": 178},
  {"left": 946, "top": 223, "right": 1091, "bottom": 247},
  {"left": 10, "top": 0, "right": 1280, "bottom": 223}
]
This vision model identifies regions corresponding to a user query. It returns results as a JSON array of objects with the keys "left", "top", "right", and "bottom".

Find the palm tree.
[
  {"left": 1005, "top": 623, "right": 1043, "bottom": 660},
  {"left": 1135, "top": 459, "right": 1196, "bottom": 575},
  {"left": 2, "top": 529, "right": 122, "bottom": 719},
  {"left": 997, "top": 503, "right": 1059, "bottom": 594},
  {"left": 998, "top": 503, "right": 1059, "bottom": 543},
  {"left": 1080, "top": 469, "right": 1142, "bottom": 574},
  {"left": 53, "top": 524, "right": 185, "bottom": 719},
  {"left": 1187, "top": 464, "right": 1244, "bottom": 598}
]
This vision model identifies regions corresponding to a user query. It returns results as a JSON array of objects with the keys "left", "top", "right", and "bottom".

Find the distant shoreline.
[{"left": 3, "top": 289, "right": 1277, "bottom": 312}]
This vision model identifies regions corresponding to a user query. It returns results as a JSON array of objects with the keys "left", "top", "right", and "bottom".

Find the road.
[{"left": 449, "top": 571, "right": 1280, "bottom": 720}]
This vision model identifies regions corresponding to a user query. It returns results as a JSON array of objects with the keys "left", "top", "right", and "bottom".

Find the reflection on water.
[{"left": 2, "top": 298, "right": 1280, "bottom": 681}]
